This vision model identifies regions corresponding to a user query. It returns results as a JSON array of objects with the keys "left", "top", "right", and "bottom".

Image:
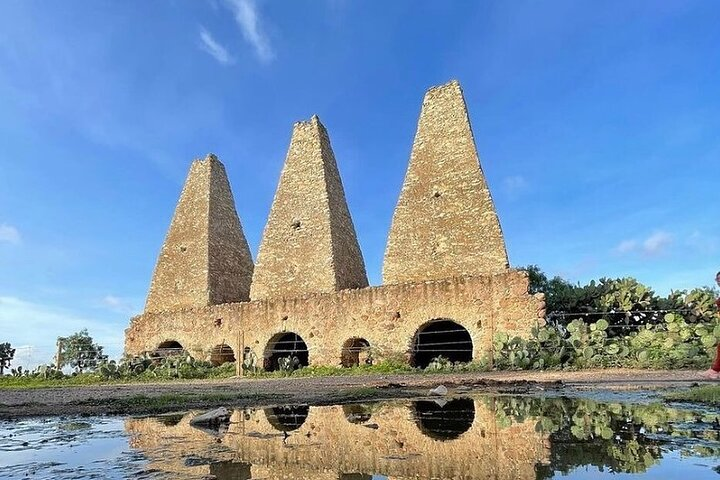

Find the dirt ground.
[{"left": 0, "top": 369, "right": 713, "bottom": 418}]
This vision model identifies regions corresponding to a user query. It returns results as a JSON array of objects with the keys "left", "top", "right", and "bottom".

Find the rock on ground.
[
  {"left": 189, "top": 407, "right": 230, "bottom": 426},
  {"left": 429, "top": 385, "right": 448, "bottom": 396}
]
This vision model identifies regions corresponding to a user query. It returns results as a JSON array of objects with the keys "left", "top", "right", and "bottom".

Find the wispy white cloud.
[
  {"left": 0, "top": 13, "right": 232, "bottom": 183},
  {"left": 643, "top": 231, "right": 673, "bottom": 255},
  {"left": 199, "top": 27, "right": 234, "bottom": 65},
  {"left": 0, "top": 223, "right": 21, "bottom": 245},
  {"left": 502, "top": 175, "right": 528, "bottom": 198},
  {"left": 613, "top": 230, "right": 673, "bottom": 256},
  {"left": 0, "top": 296, "right": 125, "bottom": 369},
  {"left": 614, "top": 239, "right": 637, "bottom": 254},
  {"left": 101, "top": 294, "right": 137, "bottom": 315},
  {"left": 225, "top": 0, "right": 275, "bottom": 63}
]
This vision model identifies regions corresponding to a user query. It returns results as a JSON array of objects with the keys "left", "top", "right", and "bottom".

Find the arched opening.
[
  {"left": 263, "top": 332, "right": 309, "bottom": 372},
  {"left": 413, "top": 398, "right": 475, "bottom": 441},
  {"left": 156, "top": 340, "right": 184, "bottom": 357},
  {"left": 342, "top": 403, "right": 374, "bottom": 424},
  {"left": 411, "top": 319, "right": 472, "bottom": 369},
  {"left": 264, "top": 405, "right": 309, "bottom": 432},
  {"left": 340, "top": 337, "right": 371, "bottom": 367},
  {"left": 210, "top": 344, "right": 236, "bottom": 366}
]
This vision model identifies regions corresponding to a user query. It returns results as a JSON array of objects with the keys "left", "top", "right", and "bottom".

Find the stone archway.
[
  {"left": 263, "top": 332, "right": 309, "bottom": 372},
  {"left": 413, "top": 398, "right": 475, "bottom": 441},
  {"left": 156, "top": 340, "right": 184, "bottom": 357},
  {"left": 264, "top": 405, "right": 310, "bottom": 432},
  {"left": 340, "top": 337, "right": 371, "bottom": 367},
  {"left": 209, "top": 344, "right": 236, "bottom": 366},
  {"left": 411, "top": 319, "right": 472, "bottom": 368}
]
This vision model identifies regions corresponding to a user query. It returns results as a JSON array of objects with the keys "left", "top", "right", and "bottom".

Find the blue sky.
[{"left": 1, "top": 0, "right": 719, "bottom": 367}]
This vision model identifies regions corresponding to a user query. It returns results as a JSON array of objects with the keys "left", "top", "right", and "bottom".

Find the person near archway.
[{"left": 701, "top": 271, "right": 720, "bottom": 379}]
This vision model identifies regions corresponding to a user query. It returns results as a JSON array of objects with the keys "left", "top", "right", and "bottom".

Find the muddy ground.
[{"left": 0, "top": 368, "right": 713, "bottom": 418}]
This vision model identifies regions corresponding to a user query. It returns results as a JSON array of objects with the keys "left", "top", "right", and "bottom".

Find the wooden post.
[
  {"left": 488, "top": 312, "right": 495, "bottom": 370},
  {"left": 240, "top": 331, "right": 245, "bottom": 378},
  {"left": 236, "top": 330, "right": 242, "bottom": 377}
]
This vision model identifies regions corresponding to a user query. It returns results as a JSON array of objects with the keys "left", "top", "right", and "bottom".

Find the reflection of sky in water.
[
  {"left": 555, "top": 452, "right": 716, "bottom": 479},
  {"left": 0, "top": 418, "right": 141, "bottom": 479},
  {"left": 0, "top": 396, "right": 718, "bottom": 479}
]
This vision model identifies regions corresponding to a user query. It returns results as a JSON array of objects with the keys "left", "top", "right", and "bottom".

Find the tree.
[
  {"left": 522, "top": 264, "right": 580, "bottom": 314},
  {"left": 58, "top": 329, "right": 106, "bottom": 373},
  {"left": 0, "top": 342, "right": 15, "bottom": 375},
  {"left": 524, "top": 264, "right": 548, "bottom": 295}
]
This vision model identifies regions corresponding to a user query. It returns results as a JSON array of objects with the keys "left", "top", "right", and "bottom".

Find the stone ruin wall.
[
  {"left": 126, "top": 79, "right": 545, "bottom": 367},
  {"left": 126, "top": 270, "right": 544, "bottom": 366},
  {"left": 127, "top": 273, "right": 543, "bottom": 365},
  {"left": 126, "top": 400, "right": 550, "bottom": 480}
]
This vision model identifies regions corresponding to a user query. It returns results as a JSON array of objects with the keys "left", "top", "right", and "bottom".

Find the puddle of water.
[
  {"left": 0, "top": 417, "right": 143, "bottom": 479},
  {"left": 0, "top": 394, "right": 718, "bottom": 479}
]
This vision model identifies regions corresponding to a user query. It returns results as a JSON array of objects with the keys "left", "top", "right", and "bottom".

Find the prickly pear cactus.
[{"left": 426, "top": 356, "right": 451, "bottom": 370}]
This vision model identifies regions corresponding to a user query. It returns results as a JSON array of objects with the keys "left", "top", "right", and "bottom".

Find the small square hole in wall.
[
  {"left": 214, "top": 318, "right": 222, "bottom": 327},
  {"left": 432, "top": 190, "right": 442, "bottom": 198},
  {"left": 179, "top": 246, "right": 187, "bottom": 252},
  {"left": 290, "top": 220, "right": 301, "bottom": 230}
]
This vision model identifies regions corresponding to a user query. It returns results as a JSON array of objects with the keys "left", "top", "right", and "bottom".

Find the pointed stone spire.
[
  {"left": 145, "top": 154, "right": 254, "bottom": 312},
  {"left": 250, "top": 116, "right": 368, "bottom": 300},
  {"left": 383, "top": 80, "right": 509, "bottom": 285}
]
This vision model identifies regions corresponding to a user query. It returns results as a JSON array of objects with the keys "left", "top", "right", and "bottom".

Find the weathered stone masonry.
[
  {"left": 126, "top": 80, "right": 545, "bottom": 367},
  {"left": 126, "top": 400, "right": 549, "bottom": 479},
  {"left": 145, "top": 156, "right": 254, "bottom": 311},
  {"left": 384, "top": 80, "right": 509, "bottom": 284},
  {"left": 250, "top": 115, "right": 368, "bottom": 301}
]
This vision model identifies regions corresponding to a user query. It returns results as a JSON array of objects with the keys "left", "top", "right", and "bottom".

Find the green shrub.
[
  {"left": 491, "top": 396, "right": 719, "bottom": 475},
  {"left": 525, "top": 266, "right": 719, "bottom": 334},
  {"left": 494, "top": 309, "right": 720, "bottom": 370}
]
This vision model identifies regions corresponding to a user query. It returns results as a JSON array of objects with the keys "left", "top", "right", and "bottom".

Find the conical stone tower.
[
  {"left": 145, "top": 154, "right": 254, "bottom": 312},
  {"left": 250, "top": 116, "right": 368, "bottom": 300},
  {"left": 383, "top": 80, "right": 509, "bottom": 285}
]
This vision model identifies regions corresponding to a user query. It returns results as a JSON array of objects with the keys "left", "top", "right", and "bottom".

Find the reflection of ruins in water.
[{"left": 125, "top": 398, "right": 550, "bottom": 480}]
